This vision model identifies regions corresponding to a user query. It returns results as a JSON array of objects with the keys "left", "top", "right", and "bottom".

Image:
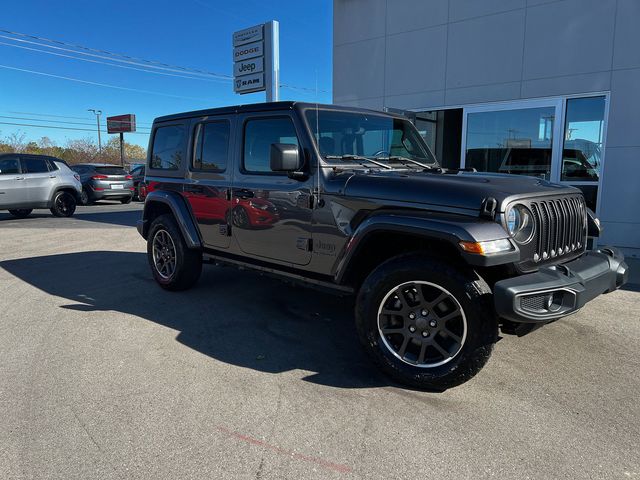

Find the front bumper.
[{"left": 494, "top": 247, "right": 628, "bottom": 323}]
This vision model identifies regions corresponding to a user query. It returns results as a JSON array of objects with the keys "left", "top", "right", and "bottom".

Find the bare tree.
[{"left": 5, "top": 131, "right": 27, "bottom": 152}]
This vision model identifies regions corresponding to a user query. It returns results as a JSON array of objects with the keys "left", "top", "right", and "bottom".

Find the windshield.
[{"left": 305, "top": 109, "right": 437, "bottom": 166}]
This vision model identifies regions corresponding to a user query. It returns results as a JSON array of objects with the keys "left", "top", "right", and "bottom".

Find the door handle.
[
  {"left": 14, "top": 176, "right": 25, "bottom": 180},
  {"left": 236, "top": 189, "right": 254, "bottom": 200},
  {"left": 49, "top": 175, "right": 57, "bottom": 178}
]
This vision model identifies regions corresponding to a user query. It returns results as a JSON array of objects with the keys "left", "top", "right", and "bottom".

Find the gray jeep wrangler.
[{"left": 137, "top": 102, "right": 628, "bottom": 390}]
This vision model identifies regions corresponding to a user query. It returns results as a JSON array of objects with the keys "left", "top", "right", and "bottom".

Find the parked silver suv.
[{"left": 0, "top": 153, "right": 82, "bottom": 218}]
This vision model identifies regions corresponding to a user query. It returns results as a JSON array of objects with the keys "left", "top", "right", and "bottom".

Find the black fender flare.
[
  {"left": 139, "top": 190, "right": 202, "bottom": 249},
  {"left": 333, "top": 213, "right": 519, "bottom": 283}
]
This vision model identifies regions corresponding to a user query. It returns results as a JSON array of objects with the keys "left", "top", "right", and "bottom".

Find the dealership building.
[{"left": 333, "top": 0, "right": 640, "bottom": 258}]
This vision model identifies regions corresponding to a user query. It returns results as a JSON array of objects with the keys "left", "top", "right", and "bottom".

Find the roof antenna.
[{"left": 314, "top": 69, "right": 321, "bottom": 209}]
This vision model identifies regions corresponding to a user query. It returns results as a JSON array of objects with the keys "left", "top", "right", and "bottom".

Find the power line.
[
  {"left": 0, "top": 121, "right": 149, "bottom": 135},
  {"left": 7, "top": 111, "right": 153, "bottom": 126},
  {"left": 0, "top": 39, "right": 231, "bottom": 83},
  {"left": 0, "top": 28, "right": 330, "bottom": 94},
  {"left": 0, "top": 64, "right": 214, "bottom": 101},
  {"left": 0, "top": 114, "right": 150, "bottom": 130},
  {"left": 0, "top": 30, "right": 232, "bottom": 80}
]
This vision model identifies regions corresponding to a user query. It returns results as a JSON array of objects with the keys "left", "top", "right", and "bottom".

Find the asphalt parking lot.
[{"left": 1, "top": 202, "right": 639, "bottom": 480}]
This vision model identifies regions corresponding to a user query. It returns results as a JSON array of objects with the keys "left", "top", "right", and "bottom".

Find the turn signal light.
[{"left": 459, "top": 239, "right": 513, "bottom": 255}]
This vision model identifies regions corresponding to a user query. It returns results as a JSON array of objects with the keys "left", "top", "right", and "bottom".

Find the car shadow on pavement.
[
  {"left": 0, "top": 208, "right": 141, "bottom": 227},
  {"left": 1, "top": 251, "right": 392, "bottom": 390},
  {"left": 72, "top": 209, "right": 142, "bottom": 227}
]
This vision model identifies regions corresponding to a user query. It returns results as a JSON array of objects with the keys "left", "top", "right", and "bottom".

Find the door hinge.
[
  {"left": 219, "top": 224, "right": 232, "bottom": 236},
  {"left": 296, "top": 237, "right": 312, "bottom": 251}
]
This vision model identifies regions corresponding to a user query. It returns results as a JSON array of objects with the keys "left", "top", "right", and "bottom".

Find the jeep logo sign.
[{"left": 234, "top": 58, "right": 264, "bottom": 77}]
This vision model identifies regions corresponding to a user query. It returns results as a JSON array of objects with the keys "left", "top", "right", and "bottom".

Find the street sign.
[
  {"left": 232, "top": 21, "right": 279, "bottom": 101},
  {"left": 234, "top": 73, "right": 265, "bottom": 94},
  {"left": 106, "top": 114, "right": 136, "bottom": 134}
]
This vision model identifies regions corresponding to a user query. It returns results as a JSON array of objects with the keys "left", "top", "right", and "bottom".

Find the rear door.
[
  {"left": 182, "top": 115, "right": 234, "bottom": 249},
  {"left": 0, "top": 156, "right": 28, "bottom": 206},
  {"left": 22, "top": 156, "right": 54, "bottom": 204},
  {"left": 231, "top": 112, "right": 314, "bottom": 266}
]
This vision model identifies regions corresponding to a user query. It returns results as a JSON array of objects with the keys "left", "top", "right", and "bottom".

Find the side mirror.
[{"left": 270, "top": 143, "right": 302, "bottom": 172}]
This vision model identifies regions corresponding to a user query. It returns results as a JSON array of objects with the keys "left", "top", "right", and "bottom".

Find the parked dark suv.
[
  {"left": 137, "top": 102, "right": 628, "bottom": 390},
  {"left": 71, "top": 163, "right": 134, "bottom": 205}
]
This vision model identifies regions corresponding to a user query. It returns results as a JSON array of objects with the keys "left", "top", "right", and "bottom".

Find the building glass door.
[{"left": 461, "top": 96, "right": 606, "bottom": 212}]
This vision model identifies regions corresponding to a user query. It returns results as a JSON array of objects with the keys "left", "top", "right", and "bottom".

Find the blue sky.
[{"left": 0, "top": 0, "right": 333, "bottom": 148}]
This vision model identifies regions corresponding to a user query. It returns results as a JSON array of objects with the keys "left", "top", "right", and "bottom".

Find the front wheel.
[
  {"left": 147, "top": 214, "right": 202, "bottom": 291},
  {"left": 50, "top": 191, "right": 77, "bottom": 217},
  {"left": 8, "top": 209, "right": 33, "bottom": 218},
  {"left": 355, "top": 254, "right": 497, "bottom": 391}
]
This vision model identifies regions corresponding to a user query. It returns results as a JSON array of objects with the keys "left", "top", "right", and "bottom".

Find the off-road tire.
[
  {"left": 355, "top": 253, "right": 497, "bottom": 391},
  {"left": 50, "top": 191, "right": 77, "bottom": 217},
  {"left": 8, "top": 209, "right": 33, "bottom": 218},
  {"left": 147, "top": 214, "right": 202, "bottom": 291}
]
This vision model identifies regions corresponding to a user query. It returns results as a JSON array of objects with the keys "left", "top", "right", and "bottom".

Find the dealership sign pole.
[
  {"left": 233, "top": 21, "right": 279, "bottom": 101},
  {"left": 106, "top": 114, "right": 137, "bottom": 166}
]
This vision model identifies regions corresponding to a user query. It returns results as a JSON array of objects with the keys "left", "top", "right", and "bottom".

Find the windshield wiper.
[
  {"left": 379, "top": 155, "right": 436, "bottom": 170},
  {"left": 324, "top": 154, "right": 393, "bottom": 170}
]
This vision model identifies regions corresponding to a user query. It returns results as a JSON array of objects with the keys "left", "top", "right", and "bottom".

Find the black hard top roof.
[{"left": 153, "top": 101, "right": 402, "bottom": 123}]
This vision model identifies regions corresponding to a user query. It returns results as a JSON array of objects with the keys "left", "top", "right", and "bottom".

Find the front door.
[
  {"left": 182, "top": 116, "right": 234, "bottom": 250},
  {"left": 0, "top": 156, "right": 27, "bottom": 207},
  {"left": 231, "top": 113, "right": 313, "bottom": 266}
]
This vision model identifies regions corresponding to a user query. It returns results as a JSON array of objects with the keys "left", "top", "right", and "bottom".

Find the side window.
[
  {"left": 22, "top": 157, "right": 50, "bottom": 173},
  {"left": 150, "top": 125, "right": 186, "bottom": 170},
  {"left": 46, "top": 159, "right": 59, "bottom": 171},
  {"left": 193, "top": 121, "right": 230, "bottom": 172},
  {"left": 0, "top": 157, "right": 20, "bottom": 175},
  {"left": 243, "top": 117, "right": 299, "bottom": 173}
]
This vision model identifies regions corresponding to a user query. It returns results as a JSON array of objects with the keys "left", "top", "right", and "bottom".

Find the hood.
[{"left": 343, "top": 170, "right": 578, "bottom": 213}]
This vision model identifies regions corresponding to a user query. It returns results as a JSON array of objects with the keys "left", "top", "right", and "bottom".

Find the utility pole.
[{"left": 87, "top": 109, "right": 102, "bottom": 153}]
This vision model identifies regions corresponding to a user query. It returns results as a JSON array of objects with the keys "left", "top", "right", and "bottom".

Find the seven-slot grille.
[{"left": 529, "top": 195, "right": 587, "bottom": 262}]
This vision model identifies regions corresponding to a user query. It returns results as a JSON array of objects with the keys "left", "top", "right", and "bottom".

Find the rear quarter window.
[
  {"left": 94, "top": 166, "right": 127, "bottom": 175},
  {"left": 150, "top": 124, "right": 187, "bottom": 171}
]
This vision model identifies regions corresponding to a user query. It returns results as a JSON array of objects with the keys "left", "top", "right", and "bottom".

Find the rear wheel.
[
  {"left": 121, "top": 196, "right": 132, "bottom": 204},
  {"left": 50, "top": 191, "right": 77, "bottom": 217},
  {"left": 8, "top": 209, "right": 33, "bottom": 218},
  {"left": 79, "top": 188, "right": 91, "bottom": 205},
  {"left": 355, "top": 253, "right": 497, "bottom": 391},
  {"left": 147, "top": 214, "right": 202, "bottom": 291}
]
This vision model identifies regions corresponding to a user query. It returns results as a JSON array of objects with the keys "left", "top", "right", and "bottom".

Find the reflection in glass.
[
  {"left": 562, "top": 96, "right": 604, "bottom": 182},
  {"left": 465, "top": 106, "right": 555, "bottom": 180}
]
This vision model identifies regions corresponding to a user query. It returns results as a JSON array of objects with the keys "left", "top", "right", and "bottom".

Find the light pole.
[{"left": 87, "top": 109, "right": 102, "bottom": 153}]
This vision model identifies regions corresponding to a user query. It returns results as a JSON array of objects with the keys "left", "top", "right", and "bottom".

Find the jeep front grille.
[{"left": 529, "top": 195, "right": 587, "bottom": 262}]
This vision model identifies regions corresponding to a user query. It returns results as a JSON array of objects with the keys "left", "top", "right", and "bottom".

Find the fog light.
[{"left": 545, "top": 292, "right": 563, "bottom": 312}]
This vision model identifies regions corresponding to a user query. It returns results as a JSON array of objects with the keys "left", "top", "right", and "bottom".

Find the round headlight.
[{"left": 506, "top": 204, "right": 535, "bottom": 244}]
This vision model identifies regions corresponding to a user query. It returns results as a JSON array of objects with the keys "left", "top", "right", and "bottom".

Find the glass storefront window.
[
  {"left": 464, "top": 106, "right": 556, "bottom": 180},
  {"left": 562, "top": 96, "right": 604, "bottom": 181},
  {"left": 561, "top": 96, "right": 605, "bottom": 211}
]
